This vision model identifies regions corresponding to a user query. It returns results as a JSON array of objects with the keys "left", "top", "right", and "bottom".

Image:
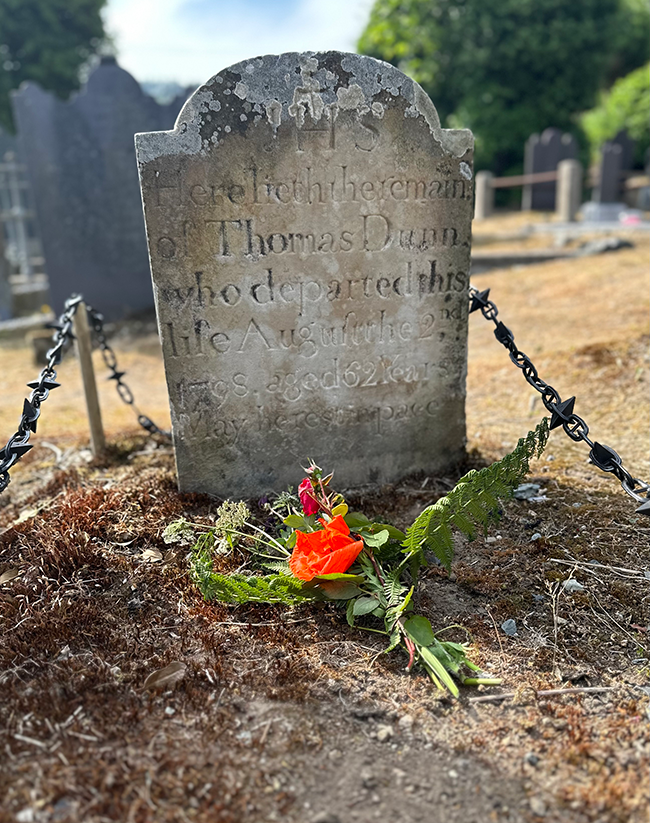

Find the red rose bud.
[{"left": 298, "top": 477, "right": 319, "bottom": 516}]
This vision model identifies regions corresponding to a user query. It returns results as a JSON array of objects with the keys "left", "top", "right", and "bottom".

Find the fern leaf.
[{"left": 403, "top": 418, "right": 549, "bottom": 570}]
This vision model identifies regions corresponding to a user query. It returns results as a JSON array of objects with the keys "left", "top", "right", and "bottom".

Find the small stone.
[
  {"left": 311, "top": 813, "right": 341, "bottom": 823},
  {"left": 530, "top": 533, "right": 542, "bottom": 542},
  {"left": 361, "top": 769, "right": 377, "bottom": 790},
  {"left": 514, "top": 483, "right": 541, "bottom": 500},
  {"left": 328, "top": 749, "right": 343, "bottom": 761},
  {"left": 164, "top": 706, "right": 176, "bottom": 716},
  {"left": 501, "top": 619, "right": 518, "bottom": 637},
  {"left": 529, "top": 796, "right": 547, "bottom": 816},
  {"left": 376, "top": 725, "right": 393, "bottom": 742},
  {"left": 563, "top": 578, "right": 585, "bottom": 593},
  {"left": 486, "top": 536, "right": 497, "bottom": 544},
  {"left": 398, "top": 714, "right": 414, "bottom": 731},
  {"left": 524, "top": 752, "right": 540, "bottom": 767},
  {"left": 448, "top": 769, "right": 458, "bottom": 779}
]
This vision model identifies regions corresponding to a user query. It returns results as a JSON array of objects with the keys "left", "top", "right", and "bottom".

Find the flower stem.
[{"left": 462, "top": 677, "right": 503, "bottom": 687}]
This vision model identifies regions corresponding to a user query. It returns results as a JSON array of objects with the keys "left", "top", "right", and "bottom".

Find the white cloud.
[{"left": 103, "top": 0, "right": 375, "bottom": 86}]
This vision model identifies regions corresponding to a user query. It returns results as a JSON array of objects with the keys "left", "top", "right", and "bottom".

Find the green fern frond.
[
  {"left": 194, "top": 569, "right": 307, "bottom": 605},
  {"left": 190, "top": 543, "right": 305, "bottom": 604},
  {"left": 403, "top": 418, "right": 549, "bottom": 571},
  {"left": 260, "top": 559, "right": 292, "bottom": 574},
  {"left": 382, "top": 568, "right": 407, "bottom": 607}
]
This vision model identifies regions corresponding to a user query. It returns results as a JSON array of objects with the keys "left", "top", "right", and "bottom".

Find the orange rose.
[{"left": 289, "top": 515, "right": 364, "bottom": 581}]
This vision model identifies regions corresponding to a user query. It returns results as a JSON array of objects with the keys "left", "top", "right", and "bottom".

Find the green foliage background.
[
  {"left": 358, "top": 0, "right": 650, "bottom": 174},
  {"left": 582, "top": 63, "right": 650, "bottom": 167},
  {"left": 0, "top": 0, "right": 107, "bottom": 132}
]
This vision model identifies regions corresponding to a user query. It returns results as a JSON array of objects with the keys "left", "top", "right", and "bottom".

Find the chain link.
[
  {"left": 469, "top": 286, "right": 650, "bottom": 515},
  {"left": 0, "top": 294, "right": 170, "bottom": 494}
]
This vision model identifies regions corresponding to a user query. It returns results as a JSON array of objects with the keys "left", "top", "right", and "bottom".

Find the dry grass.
[{"left": 0, "top": 223, "right": 648, "bottom": 823}]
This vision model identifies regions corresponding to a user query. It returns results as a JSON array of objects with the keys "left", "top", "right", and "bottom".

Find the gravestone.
[
  {"left": 11, "top": 57, "right": 188, "bottom": 319},
  {"left": 522, "top": 128, "right": 578, "bottom": 211},
  {"left": 594, "top": 130, "right": 636, "bottom": 204},
  {"left": 136, "top": 52, "right": 474, "bottom": 497}
]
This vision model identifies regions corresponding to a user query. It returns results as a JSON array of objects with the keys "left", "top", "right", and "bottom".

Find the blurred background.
[{"left": 0, "top": 0, "right": 648, "bottom": 326}]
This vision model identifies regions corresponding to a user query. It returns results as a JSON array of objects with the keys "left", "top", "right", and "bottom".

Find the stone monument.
[
  {"left": 12, "top": 57, "right": 188, "bottom": 320},
  {"left": 136, "top": 52, "right": 474, "bottom": 497},
  {"left": 522, "top": 128, "right": 578, "bottom": 211}
]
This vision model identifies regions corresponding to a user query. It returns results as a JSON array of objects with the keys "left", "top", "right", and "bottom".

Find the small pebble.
[
  {"left": 311, "top": 813, "right": 341, "bottom": 823},
  {"left": 486, "top": 536, "right": 497, "bottom": 544},
  {"left": 501, "top": 619, "right": 518, "bottom": 637},
  {"left": 531, "top": 533, "right": 542, "bottom": 542},
  {"left": 376, "top": 725, "right": 393, "bottom": 742},
  {"left": 563, "top": 578, "right": 585, "bottom": 593},
  {"left": 398, "top": 714, "right": 414, "bottom": 731},
  {"left": 524, "top": 752, "right": 540, "bottom": 767},
  {"left": 529, "top": 796, "right": 547, "bottom": 816}
]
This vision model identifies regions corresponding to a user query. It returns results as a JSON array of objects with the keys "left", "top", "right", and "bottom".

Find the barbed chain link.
[
  {"left": 0, "top": 294, "right": 170, "bottom": 494},
  {"left": 469, "top": 286, "right": 650, "bottom": 517}
]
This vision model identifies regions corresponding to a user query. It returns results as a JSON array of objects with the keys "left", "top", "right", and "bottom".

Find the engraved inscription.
[{"left": 136, "top": 52, "right": 473, "bottom": 496}]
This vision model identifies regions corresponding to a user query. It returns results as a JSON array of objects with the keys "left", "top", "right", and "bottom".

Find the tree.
[
  {"left": 0, "top": 0, "right": 107, "bottom": 132},
  {"left": 358, "top": 0, "right": 650, "bottom": 174},
  {"left": 582, "top": 63, "right": 650, "bottom": 167}
]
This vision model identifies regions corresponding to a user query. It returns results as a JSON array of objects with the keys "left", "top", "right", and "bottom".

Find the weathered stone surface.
[
  {"left": 11, "top": 57, "right": 188, "bottom": 319},
  {"left": 136, "top": 52, "right": 474, "bottom": 497}
]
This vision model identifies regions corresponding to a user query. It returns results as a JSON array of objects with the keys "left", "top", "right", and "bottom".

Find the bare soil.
[{"left": 1, "top": 220, "right": 649, "bottom": 823}]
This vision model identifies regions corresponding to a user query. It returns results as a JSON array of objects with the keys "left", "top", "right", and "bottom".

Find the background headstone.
[
  {"left": 136, "top": 51, "right": 474, "bottom": 498},
  {"left": 12, "top": 57, "right": 189, "bottom": 319},
  {"left": 594, "top": 130, "right": 636, "bottom": 204},
  {"left": 522, "top": 128, "right": 578, "bottom": 211},
  {"left": 595, "top": 142, "right": 623, "bottom": 203}
]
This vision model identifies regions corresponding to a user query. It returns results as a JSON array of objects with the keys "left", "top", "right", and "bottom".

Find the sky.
[{"left": 103, "top": 0, "right": 376, "bottom": 87}]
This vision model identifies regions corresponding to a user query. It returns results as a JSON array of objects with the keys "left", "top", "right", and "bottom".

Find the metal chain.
[
  {"left": 0, "top": 294, "right": 170, "bottom": 494},
  {"left": 86, "top": 306, "right": 170, "bottom": 439},
  {"left": 469, "top": 286, "right": 650, "bottom": 516}
]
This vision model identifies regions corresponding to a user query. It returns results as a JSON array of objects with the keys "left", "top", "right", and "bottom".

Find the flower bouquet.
[{"left": 165, "top": 420, "right": 548, "bottom": 697}]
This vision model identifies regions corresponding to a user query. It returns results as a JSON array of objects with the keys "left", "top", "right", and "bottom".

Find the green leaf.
[
  {"left": 345, "top": 512, "right": 371, "bottom": 529},
  {"left": 404, "top": 615, "right": 436, "bottom": 647},
  {"left": 346, "top": 598, "right": 356, "bottom": 627},
  {"left": 384, "top": 625, "right": 401, "bottom": 654},
  {"left": 353, "top": 595, "right": 380, "bottom": 616},
  {"left": 302, "top": 573, "right": 365, "bottom": 600},
  {"left": 418, "top": 645, "right": 460, "bottom": 698},
  {"left": 283, "top": 514, "right": 308, "bottom": 528},
  {"left": 361, "top": 529, "right": 390, "bottom": 548},
  {"left": 367, "top": 522, "right": 406, "bottom": 541}
]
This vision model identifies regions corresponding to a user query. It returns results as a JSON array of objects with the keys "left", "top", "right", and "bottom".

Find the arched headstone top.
[
  {"left": 136, "top": 51, "right": 474, "bottom": 497},
  {"left": 84, "top": 57, "right": 148, "bottom": 99},
  {"left": 137, "top": 51, "right": 473, "bottom": 164}
]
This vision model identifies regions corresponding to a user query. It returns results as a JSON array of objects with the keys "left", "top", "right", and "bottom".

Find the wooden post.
[
  {"left": 73, "top": 301, "right": 105, "bottom": 456},
  {"left": 474, "top": 171, "right": 494, "bottom": 220}
]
